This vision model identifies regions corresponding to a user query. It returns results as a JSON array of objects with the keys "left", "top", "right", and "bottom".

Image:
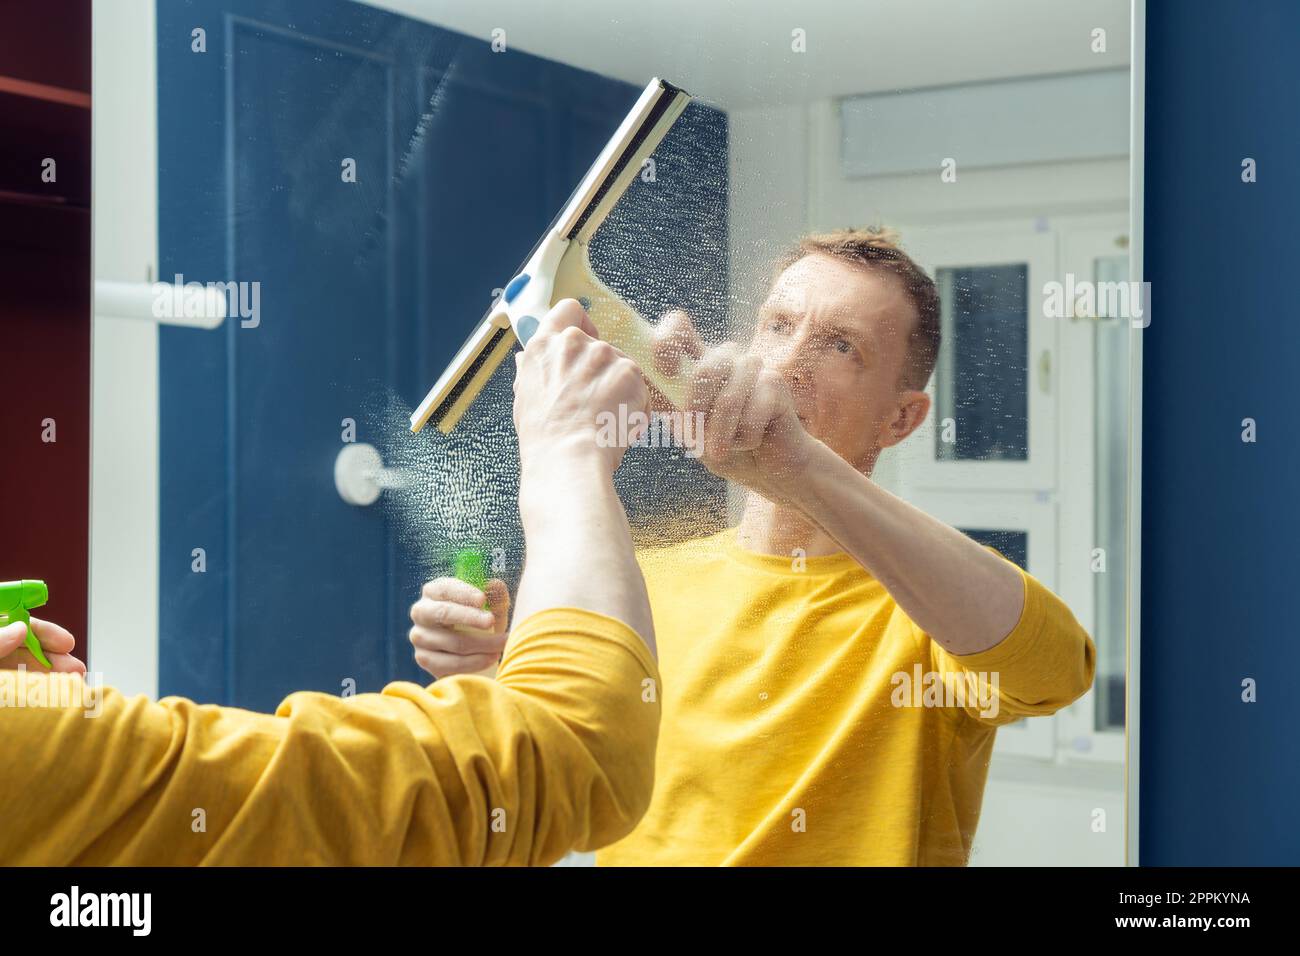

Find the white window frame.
[
  {"left": 1054, "top": 218, "right": 1132, "bottom": 767},
  {"left": 901, "top": 488, "right": 1057, "bottom": 760},
  {"left": 901, "top": 226, "right": 1058, "bottom": 492},
  {"left": 90, "top": 0, "right": 161, "bottom": 699}
]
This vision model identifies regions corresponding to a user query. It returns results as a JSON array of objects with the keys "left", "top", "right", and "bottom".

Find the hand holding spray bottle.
[
  {"left": 451, "top": 549, "right": 504, "bottom": 679},
  {"left": 0, "top": 579, "right": 53, "bottom": 668}
]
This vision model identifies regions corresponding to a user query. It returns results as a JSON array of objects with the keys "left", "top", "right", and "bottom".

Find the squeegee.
[{"left": 410, "top": 77, "right": 697, "bottom": 435}]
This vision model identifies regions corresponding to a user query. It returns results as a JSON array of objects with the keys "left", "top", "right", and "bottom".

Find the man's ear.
[{"left": 879, "top": 389, "right": 931, "bottom": 449}]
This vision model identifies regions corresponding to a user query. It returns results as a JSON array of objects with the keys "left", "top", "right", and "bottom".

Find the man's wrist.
[
  {"left": 519, "top": 437, "right": 612, "bottom": 515},
  {"left": 773, "top": 434, "right": 833, "bottom": 509},
  {"left": 519, "top": 428, "right": 604, "bottom": 469}
]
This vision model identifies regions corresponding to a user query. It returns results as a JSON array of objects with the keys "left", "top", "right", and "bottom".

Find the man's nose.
[{"left": 765, "top": 325, "right": 814, "bottom": 382}]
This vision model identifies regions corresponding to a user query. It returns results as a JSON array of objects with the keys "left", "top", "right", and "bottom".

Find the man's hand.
[
  {"left": 650, "top": 309, "right": 817, "bottom": 504},
  {"left": 409, "top": 577, "right": 511, "bottom": 678},
  {"left": 508, "top": 298, "right": 657, "bottom": 653},
  {"left": 0, "top": 617, "right": 87, "bottom": 674},
  {"left": 513, "top": 298, "right": 650, "bottom": 475}
]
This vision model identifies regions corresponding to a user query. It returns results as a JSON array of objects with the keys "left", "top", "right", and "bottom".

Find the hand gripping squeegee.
[{"left": 410, "top": 77, "right": 697, "bottom": 435}]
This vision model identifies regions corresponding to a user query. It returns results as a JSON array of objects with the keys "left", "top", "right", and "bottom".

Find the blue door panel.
[
  {"left": 228, "top": 22, "right": 395, "bottom": 704},
  {"left": 159, "top": 0, "right": 728, "bottom": 711}
]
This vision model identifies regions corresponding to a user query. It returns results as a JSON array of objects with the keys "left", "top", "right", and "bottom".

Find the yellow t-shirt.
[
  {"left": 597, "top": 528, "right": 1096, "bottom": 866},
  {"left": 0, "top": 607, "right": 659, "bottom": 865}
]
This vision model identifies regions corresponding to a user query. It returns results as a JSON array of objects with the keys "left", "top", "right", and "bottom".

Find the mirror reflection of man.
[{"left": 413, "top": 227, "right": 1096, "bottom": 866}]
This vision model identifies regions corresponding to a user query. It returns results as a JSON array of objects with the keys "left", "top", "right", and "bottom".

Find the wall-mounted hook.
[{"left": 334, "top": 442, "right": 406, "bottom": 506}]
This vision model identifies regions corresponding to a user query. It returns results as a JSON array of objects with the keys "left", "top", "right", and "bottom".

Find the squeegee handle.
[
  {"left": 547, "top": 244, "right": 702, "bottom": 410},
  {"left": 582, "top": 299, "right": 699, "bottom": 410},
  {"left": 641, "top": 352, "right": 700, "bottom": 415}
]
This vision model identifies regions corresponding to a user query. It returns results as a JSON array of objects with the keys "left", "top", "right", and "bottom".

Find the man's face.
[{"left": 748, "top": 253, "right": 931, "bottom": 472}]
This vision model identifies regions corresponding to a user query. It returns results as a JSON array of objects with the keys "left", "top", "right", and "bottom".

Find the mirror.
[{"left": 92, "top": 0, "right": 1137, "bottom": 866}]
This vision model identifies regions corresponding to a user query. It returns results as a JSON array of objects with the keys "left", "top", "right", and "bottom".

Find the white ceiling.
[{"left": 359, "top": 0, "right": 1131, "bottom": 110}]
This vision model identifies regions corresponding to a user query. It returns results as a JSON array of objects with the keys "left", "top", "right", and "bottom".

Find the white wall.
[{"left": 90, "top": 0, "right": 159, "bottom": 699}]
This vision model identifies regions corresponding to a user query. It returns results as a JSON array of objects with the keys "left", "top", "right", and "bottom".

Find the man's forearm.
[
  {"left": 793, "top": 441, "right": 1024, "bottom": 656},
  {"left": 512, "top": 440, "right": 657, "bottom": 658}
]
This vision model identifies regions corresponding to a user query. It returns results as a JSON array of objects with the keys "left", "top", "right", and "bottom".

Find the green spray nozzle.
[
  {"left": 452, "top": 548, "right": 488, "bottom": 609},
  {"left": 0, "top": 579, "right": 52, "bottom": 668}
]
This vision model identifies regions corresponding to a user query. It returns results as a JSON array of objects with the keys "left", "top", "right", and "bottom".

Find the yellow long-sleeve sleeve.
[
  {"left": 0, "top": 607, "right": 660, "bottom": 865},
  {"left": 929, "top": 559, "right": 1098, "bottom": 726}
]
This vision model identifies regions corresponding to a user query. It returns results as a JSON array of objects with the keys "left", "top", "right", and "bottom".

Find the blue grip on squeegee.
[
  {"left": 503, "top": 273, "right": 530, "bottom": 303},
  {"left": 516, "top": 315, "right": 540, "bottom": 345}
]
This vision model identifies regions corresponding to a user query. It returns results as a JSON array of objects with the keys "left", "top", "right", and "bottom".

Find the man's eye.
[
  {"left": 834, "top": 338, "right": 855, "bottom": 355},
  {"left": 768, "top": 318, "right": 791, "bottom": 333}
]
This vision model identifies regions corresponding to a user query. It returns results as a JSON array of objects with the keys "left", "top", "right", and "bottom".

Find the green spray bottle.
[
  {"left": 452, "top": 548, "right": 499, "bottom": 678},
  {"left": 0, "top": 580, "right": 53, "bottom": 668}
]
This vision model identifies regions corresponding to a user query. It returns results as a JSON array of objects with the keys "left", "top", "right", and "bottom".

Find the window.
[{"left": 935, "top": 265, "right": 1029, "bottom": 463}]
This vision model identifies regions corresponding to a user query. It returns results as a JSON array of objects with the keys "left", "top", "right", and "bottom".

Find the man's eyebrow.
[{"left": 759, "top": 302, "right": 797, "bottom": 319}]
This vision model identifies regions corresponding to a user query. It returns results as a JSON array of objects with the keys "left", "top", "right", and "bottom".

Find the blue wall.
[
  {"left": 157, "top": 0, "right": 727, "bottom": 712},
  {"left": 1141, "top": 0, "right": 1300, "bottom": 864}
]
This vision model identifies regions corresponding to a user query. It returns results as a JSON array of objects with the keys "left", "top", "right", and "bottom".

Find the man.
[
  {"left": 411, "top": 227, "right": 1096, "bottom": 866},
  {"left": 0, "top": 300, "right": 662, "bottom": 866}
]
